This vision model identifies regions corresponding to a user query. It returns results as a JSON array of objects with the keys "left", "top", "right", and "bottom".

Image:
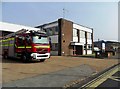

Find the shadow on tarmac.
[{"left": 2, "top": 57, "right": 44, "bottom": 64}]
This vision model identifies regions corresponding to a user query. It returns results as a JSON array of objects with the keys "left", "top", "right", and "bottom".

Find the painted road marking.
[
  {"left": 109, "top": 76, "right": 120, "bottom": 82},
  {"left": 81, "top": 64, "right": 120, "bottom": 88}
]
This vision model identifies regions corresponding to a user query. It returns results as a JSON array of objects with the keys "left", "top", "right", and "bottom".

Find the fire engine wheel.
[
  {"left": 22, "top": 54, "right": 30, "bottom": 63},
  {"left": 40, "top": 59, "right": 46, "bottom": 62},
  {"left": 4, "top": 54, "right": 8, "bottom": 59}
]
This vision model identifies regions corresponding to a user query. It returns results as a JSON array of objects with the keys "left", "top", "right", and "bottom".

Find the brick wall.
[{"left": 58, "top": 18, "right": 73, "bottom": 56}]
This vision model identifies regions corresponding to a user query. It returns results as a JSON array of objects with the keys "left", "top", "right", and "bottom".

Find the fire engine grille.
[
  {"left": 36, "top": 48, "right": 48, "bottom": 53},
  {"left": 37, "top": 55, "right": 48, "bottom": 57}
]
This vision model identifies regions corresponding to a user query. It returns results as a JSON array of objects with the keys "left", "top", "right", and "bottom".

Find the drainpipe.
[
  {"left": 92, "top": 29, "right": 94, "bottom": 54},
  {"left": 85, "top": 32, "right": 87, "bottom": 55}
]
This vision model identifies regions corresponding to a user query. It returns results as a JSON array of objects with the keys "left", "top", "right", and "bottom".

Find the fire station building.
[{"left": 36, "top": 18, "right": 94, "bottom": 56}]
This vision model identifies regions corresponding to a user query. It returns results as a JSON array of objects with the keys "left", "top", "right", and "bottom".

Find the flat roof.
[
  {"left": 35, "top": 18, "right": 93, "bottom": 30},
  {"left": 0, "top": 22, "right": 40, "bottom": 32}
]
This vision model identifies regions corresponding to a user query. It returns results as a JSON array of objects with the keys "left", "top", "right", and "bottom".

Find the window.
[
  {"left": 51, "top": 43, "right": 58, "bottom": 51},
  {"left": 45, "top": 26, "right": 59, "bottom": 36},
  {"left": 52, "top": 26, "right": 58, "bottom": 35},
  {"left": 54, "top": 26, "right": 59, "bottom": 35},
  {"left": 25, "top": 36, "right": 32, "bottom": 45},
  {"left": 49, "top": 28, "right": 53, "bottom": 36},
  {"left": 88, "top": 44, "right": 92, "bottom": 50},
  {"left": 84, "top": 45, "right": 86, "bottom": 50},
  {"left": 17, "top": 37, "right": 25, "bottom": 46},
  {"left": 33, "top": 36, "right": 49, "bottom": 44},
  {"left": 80, "top": 30, "right": 85, "bottom": 38},
  {"left": 46, "top": 29, "right": 50, "bottom": 36},
  {"left": 87, "top": 32, "right": 91, "bottom": 39},
  {"left": 73, "top": 29, "right": 77, "bottom": 37},
  {"left": 55, "top": 43, "right": 58, "bottom": 50}
]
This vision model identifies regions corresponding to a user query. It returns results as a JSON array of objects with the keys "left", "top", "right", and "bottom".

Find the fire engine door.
[
  {"left": 25, "top": 36, "right": 32, "bottom": 51},
  {"left": 15, "top": 36, "right": 25, "bottom": 52}
]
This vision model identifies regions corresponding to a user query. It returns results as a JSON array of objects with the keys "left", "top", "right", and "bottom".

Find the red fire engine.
[{"left": 1, "top": 29, "right": 50, "bottom": 62}]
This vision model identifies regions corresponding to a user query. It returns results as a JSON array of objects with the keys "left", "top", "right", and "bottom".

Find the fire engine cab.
[{"left": 1, "top": 29, "right": 50, "bottom": 62}]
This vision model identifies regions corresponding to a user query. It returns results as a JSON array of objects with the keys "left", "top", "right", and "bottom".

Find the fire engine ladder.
[
  {"left": 4, "top": 29, "right": 28, "bottom": 39},
  {"left": 15, "top": 29, "right": 28, "bottom": 34},
  {"left": 4, "top": 28, "right": 46, "bottom": 39}
]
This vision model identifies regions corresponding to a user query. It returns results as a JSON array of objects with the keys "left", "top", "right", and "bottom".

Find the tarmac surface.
[
  {"left": 3, "top": 64, "right": 96, "bottom": 87},
  {"left": 2, "top": 56, "right": 119, "bottom": 87}
]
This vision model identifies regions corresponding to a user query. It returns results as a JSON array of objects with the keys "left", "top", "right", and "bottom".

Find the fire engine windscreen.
[{"left": 33, "top": 36, "right": 49, "bottom": 44}]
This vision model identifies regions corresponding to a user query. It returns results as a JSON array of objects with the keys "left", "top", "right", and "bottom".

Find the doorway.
[{"left": 75, "top": 45, "right": 83, "bottom": 55}]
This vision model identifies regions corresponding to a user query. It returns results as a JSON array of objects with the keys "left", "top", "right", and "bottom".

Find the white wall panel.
[
  {"left": 71, "top": 42, "right": 84, "bottom": 46},
  {"left": 73, "top": 37, "right": 78, "bottom": 42},
  {"left": 73, "top": 23, "right": 92, "bottom": 33},
  {"left": 87, "top": 50, "right": 92, "bottom": 54},
  {"left": 80, "top": 38, "right": 86, "bottom": 44},
  {"left": 87, "top": 39, "right": 92, "bottom": 44},
  {"left": 83, "top": 50, "right": 92, "bottom": 55},
  {"left": 83, "top": 50, "right": 86, "bottom": 55}
]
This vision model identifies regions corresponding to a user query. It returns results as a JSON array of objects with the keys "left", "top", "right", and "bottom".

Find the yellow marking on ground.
[
  {"left": 81, "top": 65, "right": 120, "bottom": 89},
  {"left": 109, "top": 76, "right": 120, "bottom": 82}
]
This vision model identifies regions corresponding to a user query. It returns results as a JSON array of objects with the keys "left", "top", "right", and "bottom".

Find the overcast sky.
[{"left": 2, "top": 2, "right": 118, "bottom": 41}]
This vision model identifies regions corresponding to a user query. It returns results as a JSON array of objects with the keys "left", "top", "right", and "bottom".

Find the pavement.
[
  {"left": 96, "top": 65, "right": 120, "bottom": 88},
  {"left": 74, "top": 63, "right": 120, "bottom": 89},
  {"left": 0, "top": 55, "right": 2, "bottom": 89}
]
